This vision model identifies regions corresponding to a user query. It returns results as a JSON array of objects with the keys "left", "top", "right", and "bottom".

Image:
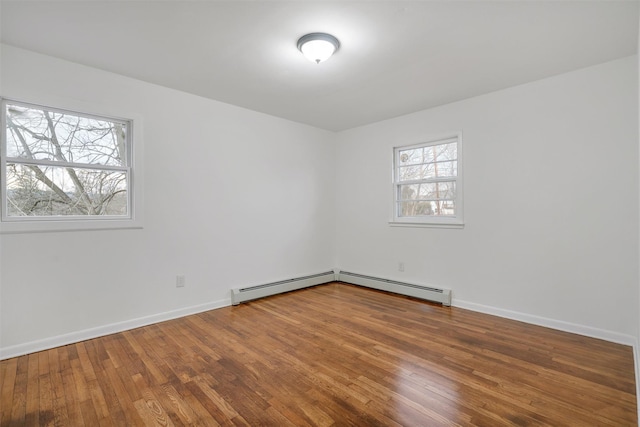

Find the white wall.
[
  {"left": 1, "top": 45, "right": 638, "bottom": 357},
  {"left": 335, "top": 56, "right": 639, "bottom": 342},
  {"left": 0, "top": 45, "right": 336, "bottom": 355}
]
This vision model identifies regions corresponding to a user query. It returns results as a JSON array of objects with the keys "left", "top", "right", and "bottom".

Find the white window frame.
[
  {"left": 390, "top": 133, "right": 464, "bottom": 228},
  {"left": 0, "top": 97, "right": 144, "bottom": 233}
]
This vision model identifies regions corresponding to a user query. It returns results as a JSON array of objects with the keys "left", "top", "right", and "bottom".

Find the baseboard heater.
[
  {"left": 231, "top": 271, "right": 337, "bottom": 305},
  {"left": 337, "top": 270, "right": 451, "bottom": 306}
]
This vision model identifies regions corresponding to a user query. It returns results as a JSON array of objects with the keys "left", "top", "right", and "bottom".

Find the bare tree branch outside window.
[
  {"left": 3, "top": 101, "right": 130, "bottom": 218},
  {"left": 394, "top": 138, "right": 458, "bottom": 218}
]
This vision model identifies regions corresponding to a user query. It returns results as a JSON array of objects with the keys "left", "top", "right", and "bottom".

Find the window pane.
[
  {"left": 397, "top": 142, "right": 456, "bottom": 166},
  {"left": 398, "top": 160, "right": 457, "bottom": 181},
  {"left": 6, "top": 163, "right": 128, "bottom": 217},
  {"left": 397, "top": 147, "right": 425, "bottom": 165},
  {"left": 5, "top": 103, "right": 126, "bottom": 166},
  {"left": 433, "top": 142, "right": 457, "bottom": 162},
  {"left": 399, "top": 200, "right": 456, "bottom": 217},
  {"left": 398, "top": 182, "right": 456, "bottom": 201}
]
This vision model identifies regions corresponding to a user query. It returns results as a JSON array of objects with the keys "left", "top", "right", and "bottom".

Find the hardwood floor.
[{"left": 0, "top": 282, "right": 636, "bottom": 426}]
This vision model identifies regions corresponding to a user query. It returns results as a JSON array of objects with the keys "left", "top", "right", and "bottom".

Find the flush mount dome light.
[{"left": 297, "top": 33, "right": 340, "bottom": 64}]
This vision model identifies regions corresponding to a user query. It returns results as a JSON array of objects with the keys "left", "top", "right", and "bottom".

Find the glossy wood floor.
[{"left": 1, "top": 283, "right": 636, "bottom": 426}]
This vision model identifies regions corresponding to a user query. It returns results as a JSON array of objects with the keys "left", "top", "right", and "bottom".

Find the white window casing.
[
  {"left": 1, "top": 98, "right": 143, "bottom": 233},
  {"left": 390, "top": 133, "right": 464, "bottom": 228}
]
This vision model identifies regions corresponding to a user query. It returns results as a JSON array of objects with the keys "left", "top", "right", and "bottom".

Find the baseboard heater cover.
[
  {"left": 231, "top": 271, "right": 337, "bottom": 305},
  {"left": 337, "top": 270, "right": 451, "bottom": 306}
]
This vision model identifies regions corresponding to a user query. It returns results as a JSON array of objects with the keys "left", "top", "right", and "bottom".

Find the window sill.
[
  {"left": 389, "top": 221, "right": 464, "bottom": 229},
  {"left": 0, "top": 218, "right": 143, "bottom": 234}
]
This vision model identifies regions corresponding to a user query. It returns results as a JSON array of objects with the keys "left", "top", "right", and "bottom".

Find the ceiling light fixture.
[{"left": 297, "top": 33, "right": 340, "bottom": 64}]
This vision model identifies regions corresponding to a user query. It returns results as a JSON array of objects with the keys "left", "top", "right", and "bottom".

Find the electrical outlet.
[
  {"left": 176, "top": 275, "right": 186, "bottom": 288},
  {"left": 398, "top": 262, "right": 405, "bottom": 272}
]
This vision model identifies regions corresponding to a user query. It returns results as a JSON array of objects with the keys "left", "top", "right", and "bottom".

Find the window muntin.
[
  {"left": 2, "top": 100, "right": 132, "bottom": 221},
  {"left": 392, "top": 135, "right": 463, "bottom": 226}
]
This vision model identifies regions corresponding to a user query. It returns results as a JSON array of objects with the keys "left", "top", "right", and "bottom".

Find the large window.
[
  {"left": 392, "top": 134, "right": 463, "bottom": 227},
  {"left": 1, "top": 99, "right": 141, "bottom": 232}
]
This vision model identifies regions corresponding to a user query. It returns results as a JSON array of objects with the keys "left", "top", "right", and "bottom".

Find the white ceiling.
[{"left": 1, "top": 1, "right": 638, "bottom": 131}]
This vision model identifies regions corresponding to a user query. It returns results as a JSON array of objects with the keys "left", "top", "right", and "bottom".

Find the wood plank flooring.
[{"left": 0, "top": 282, "right": 636, "bottom": 426}]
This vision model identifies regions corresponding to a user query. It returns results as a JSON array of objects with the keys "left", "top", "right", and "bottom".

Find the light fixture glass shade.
[{"left": 297, "top": 33, "right": 340, "bottom": 64}]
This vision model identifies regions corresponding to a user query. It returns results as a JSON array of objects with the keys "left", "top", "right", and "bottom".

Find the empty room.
[{"left": 1, "top": 1, "right": 639, "bottom": 425}]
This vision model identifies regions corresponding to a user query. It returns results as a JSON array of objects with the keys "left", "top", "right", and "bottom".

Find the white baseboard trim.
[
  {"left": 452, "top": 298, "right": 637, "bottom": 347},
  {"left": 0, "top": 298, "right": 231, "bottom": 360}
]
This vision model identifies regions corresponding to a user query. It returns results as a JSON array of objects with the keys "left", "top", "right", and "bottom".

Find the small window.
[
  {"left": 391, "top": 134, "right": 463, "bottom": 227},
  {"left": 1, "top": 99, "right": 140, "bottom": 232}
]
